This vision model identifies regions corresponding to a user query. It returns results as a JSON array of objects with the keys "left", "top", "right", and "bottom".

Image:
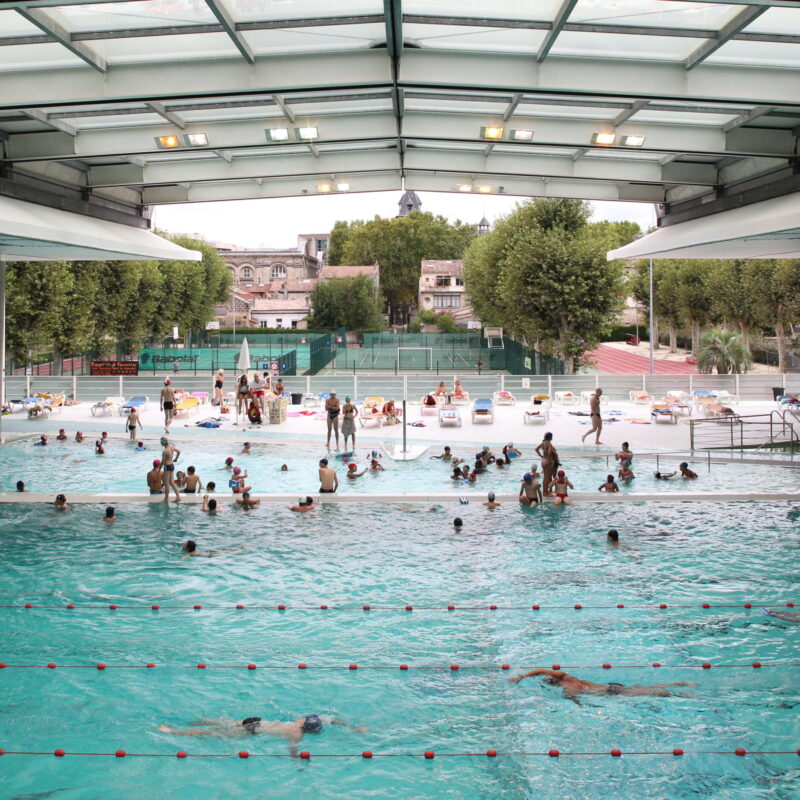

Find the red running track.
[{"left": 586, "top": 345, "right": 698, "bottom": 375}]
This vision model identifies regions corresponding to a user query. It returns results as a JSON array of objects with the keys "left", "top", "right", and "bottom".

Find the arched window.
[
  {"left": 240, "top": 266, "right": 253, "bottom": 280},
  {"left": 271, "top": 264, "right": 287, "bottom": 280}
]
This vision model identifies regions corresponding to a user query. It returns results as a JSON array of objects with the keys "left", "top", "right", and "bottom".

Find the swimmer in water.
[
  {"left": 451, "top": 466, "right": 465, "bottom": 481},
  {"left": 102, "top": 506, "right": 116, "bottom": 522},
  {"left": 35, "top": 434, "right": 48, "bottom": 447},
  {"left": 95, "top": 440, "right": 104, "bottom": 455},
  {"left": 495, "top": 457, "right": 505, "bottom": 469},
  {"left": 483, "top": 491, "right": 501, "bottom": 509},
  {"left": 347, "top": 463, "right": 367, "bottom": 479},
  {"left": 201, "top": 495, "right": 219, "bottom": 514},
  {"left": 280, "top": 465, "right": 288, "bottom": 472},
  {"left": 290, "top": 496, "right": 316, "bottom": 512},
  {"left": 16, "top": 480, "right": 26, "bottom": 492},
  {"left": 75, "top": 431, "right": 84, "bottom": 443},
  {"left": 157, "top": 714, "right": 367, "bottom": 757},
  {"left": 618, "top": 461, "right": 635, "bottom": 483},
  {"left": 508, "top": 668, "right": 695, "bottom": 705},
  {"left": 54, "top": 493, "right": 67, "bottom": 510},
  {"left": 220, "top": 457, "right": 235, "bottom": 471},
  {"left": 431, "top": 446, "right": 454, "bottom": 461},
  {"left": 654, "top": 471, "right": 676, "bottom": 481},
  {"left": 453, "top": 517, "right": 463, "bottom": 530},
  {"left": 598, "top": 475, "right": 619, "bottom": 493},
  {"left": 240, "top": 442, "right": 251, "bottom": 455},
  {"left": 607, "top": 529, "right": 639, "bottom": 557},
  {"left": 390, "top": 504, "right": 441, "bottom": 513},
  {"left": 234, "top": 491, "right": 261, "bottom": 509},
  {"left": 56, "top": 429, "right": 67, "bottom": 441},
  {"left": 679, "top": 462, "right": 698, "bottom": 479},
  {"left": 183, "top": 466, "right": 203, "bottom": 494},
  {"left": 137, "top": 441, "right": 145, "bottom": 451},
  {"left": 147, "top": 460, "right": 164, "bottom": 495},
  {"left": 181, "top": 540, "right": 246, "bottom": 559}
]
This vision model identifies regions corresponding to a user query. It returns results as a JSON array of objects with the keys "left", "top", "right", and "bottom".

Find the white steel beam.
[
  {"left": 15, "top": 7, "right": 107, "bottom": 72},
  {"left": 685, "top": 6, "right": 769, "bottom": 70},
  {"left": 203, "top": 0, "right": 255, "bottom": 64},
  {"left": 536, "top": 0, "right": 579, "bottom": 62},
  {"left": 145, "top": 102, "right": 187, "bottom": 130},
  {"left": 20, "top": 108, "right": 77, "bottom": 137},
  {"left": 722, "top": 105, "right": 775, "bottom": 132}
]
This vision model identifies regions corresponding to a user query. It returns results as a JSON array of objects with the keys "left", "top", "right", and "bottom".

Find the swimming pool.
[
  {"left": 0, "top": 501, "right": 797, "bottom": 799},
  {"left": 3, "top": 437, "right": 799, "bottom": 496}
]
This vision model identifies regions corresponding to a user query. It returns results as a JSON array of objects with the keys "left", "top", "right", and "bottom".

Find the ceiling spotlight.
[
  {"left": 511, "top": 129, "right": 534, "bottom": 142},
  {"left": 481, "top": 126, "right": 504, "bottom": 140},
  {"left": 592, "top": 132, "right": 616, "bottom": 146},
  {"left": 297, "top": 126, "right": 319, "bottom": 140},
  {"left": 457, "top": 184, "right": 472, "bottom": 192},
  {"left": 317, "top": 183, "right": 331, "bottom": 193},
  {"left": 337, "top": 183, "right": 350, "bottom": 192},
  {"left": 184, "top": 133, "right": 208, "bottom": 146},
  {"left": 156, "top": 135, "right": 180, "bottom": 149},
  {"left": 267, "top": 128, "right": 290, "bottom": 141},
  {"left": 477, "top": 185, "right": 492, "bottom": 194},
  {"left": 621, "top": 135, "right": 646, "bottom": 147}
]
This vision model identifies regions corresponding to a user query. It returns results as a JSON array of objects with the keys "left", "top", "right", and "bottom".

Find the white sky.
[{"left": 152, "top": 192, "right": 656, "bottom": 249}]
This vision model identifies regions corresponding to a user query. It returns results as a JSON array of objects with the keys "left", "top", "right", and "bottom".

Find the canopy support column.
[{"left": 0, "top": 256, "right": 6, "bottom": 444}]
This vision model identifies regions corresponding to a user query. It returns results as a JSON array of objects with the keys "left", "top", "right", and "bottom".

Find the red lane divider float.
[
  {"left": 0, "top": 748, "right": 797, "bottom": 760},
  {"left": 0, "top": 661, "right": 785, "bottom": 671},
  {"left": 2, "top": 602, "right": 795, "bottom": 612}
]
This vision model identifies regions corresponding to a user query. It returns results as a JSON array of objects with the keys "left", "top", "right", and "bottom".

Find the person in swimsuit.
[
  {"left": 54, "top": 493, "right": 67, "bottom": 510},
  {"left": 547, "top": 469, "right": 573, "bottom": 506},
  {"left": 290, "top": 497, "right": 316, "bottom": 512},
  {"left": 160, "top": 379, "right": 176, "bottom": 433},
  {"left": 102, "top": 506, "right": 116, "bottom": 522},
  {"left": 184, "top": 466, "right": 203, "bottom": 494},
  {"left": 615, "top": 442, "right": 633, "bottom": 466},
  {"left": 56, "top": 428, "right": 68, "bottom": 441},
  {"left": 319, "top": 458, "right": 338, "bottom": 493},
  {"left": 341, "top": 395, "right": 357, "bottom": 451},
  {"left": 157, "top": 714, "right": 366, "bottom": 758},
  {"left": 126, "top": 408, "right": 141, "bottom": 441},
  {"left": 95, "top": 440, "right": 104, "bottom": 455},
  {"left": 325, "top": 391, "right": 341, "bottom": 450},
  {"left": 75, "top": 431, "right": 84, "bottom": 443},
  {"left": 160, "top": 437, "right": 181, "bottom": 503},
  {"left": 535, "top": 432, "right": 558, "bottom": 497},
  {"left": 433, "top": 381, "right": 449, "bottom": 402},
  {"left": 213, "top": 369, "right": 224, "bottom": 407},
  {"left": 236, "top": 374, "right": 250, "bottom": 416},
  {"left": 519, "top": 473, "right": 540, "bottom": 507},
  {"left": 229, "top": 466, "right": 251, "bottom": 494},
  {"left": 234, "top": 491, "right": 260, "bottom": 509},
  {"left": 581, "top": 388, "right": 604, "bottom": 445},
  {"left": 453, "top": 379, "right": 467, "bottom": 399},
  {"left": 654, "top": 471, "right": 676, "bottom": 480},
  {"left": 618, "top": 461, "right": 635, "bottom": 483},
  {"left": 484, "top": 491, "right": 501, "bottom": 509},
  {"left": 16, "top": 481, "right": 26, "bottom": 492},
  {"left": 347, "top": 462, "right": 367, "bottom": 479},
  {"left": 201, "top": 495, "right": 219, "bottom": 514},
  {"left": 382, "top": 398, "right": 399, "bottom": 425},
  {"left": 274, "top": 378, "right": 284, "bottom": 396},
  {"left": 503, "top": 443, "right": 522, "bottom": 460},
  {"left": 598, "top": 475, "right": 619, "bottom": 493},
  {"left": 249, "top": 373, "right": 266, "bottom": 418},
  {"left": 431, "top": 446, "right": 453, "bottom": 461},
  {"left": 147, "top": 460, "right": 163, "bottom": 494},
  {"left": 508, "top": 668, "right": 695, "bottom": 705},
  {"left": 679, "top": 462, "right": 698, "bottom": 479}
]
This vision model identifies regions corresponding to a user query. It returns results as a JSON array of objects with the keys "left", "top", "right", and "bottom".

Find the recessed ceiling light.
[
  {"left": 481, "top": 126, "right": 504, "bottom": 140},
  {"left": 477, "top": 185, "right": 492, "bottom": 193},
  {"left": 267, "top": 128, "right": 289, "bottom": 141},
  {"left": 337, "top": 183, "right": 350, "bottom": 192},
  {"left": 457, "top": 184, "right": 472, "bottom": 192},
  {"left": 621, "top": 135, "right": 646, "bottom": 147},
  {"left": 592, "top": 132, "right": 616, "bottom": 146},
  {"left": 317, "top": 183, "right": 331, "bottom": 193},
  {"left": 156, "top": 135, "right": 180, "bottom": 149},
  {"left": 511, "top": 129, "right": 534, "bottom": 141},
  {"left": 184, "top": 133, "right": 208, "bottom": 146},
  {"left": 298, "top": 126, "right": 319, "bottom": 140}
]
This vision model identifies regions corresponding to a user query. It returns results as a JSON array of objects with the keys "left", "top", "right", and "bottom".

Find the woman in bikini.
[
  {"left": 236, "top": 374, "right": 250, "bottom": 416},
  {"left": 535, "top": 432, "right": 558, "bottom": 497}
]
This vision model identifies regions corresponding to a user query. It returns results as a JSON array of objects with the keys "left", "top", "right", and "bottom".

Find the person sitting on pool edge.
[
  {"left": 679, "top": 462, "right": 698, "bottom": 479},
  {"left": 102, "top": 506, "right": 116, "bottom": 522},
  {"left": 508, "top": 668, "right": 696, "bottom": 705},
  {"left": 157, "top": 714, "right": 367, "bottom": 757},
  {"left": 290, "top": 496, "right": 316, "bottom": 512},
  {"left": 519, "top": 472, "right": 541, "bottom": 507},
  {"left": 547, "top": 470, "right": 574, "bottom": 506},
  {"left": 228, "top": 466, "right": 251, "bottom": 495}
]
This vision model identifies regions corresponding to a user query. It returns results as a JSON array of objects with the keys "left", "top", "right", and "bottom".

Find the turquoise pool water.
[
  {"left": 3, "top": 437, "right": 798, "bottom": 496},
  {"left": 0, "top": 501, "right": 798, "bottom": 799}
]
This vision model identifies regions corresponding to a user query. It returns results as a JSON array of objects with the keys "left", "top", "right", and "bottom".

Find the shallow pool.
[
  {"left": 3, "top": 437, "right": 799, "bottom": 496},
  {"left": 0, "top": 501, "right": 797, "bottom": 799}
]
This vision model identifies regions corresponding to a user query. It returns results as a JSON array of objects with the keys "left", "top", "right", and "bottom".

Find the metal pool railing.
[{"left": 689, "top": 411, "right": 800, "bottom": 453}]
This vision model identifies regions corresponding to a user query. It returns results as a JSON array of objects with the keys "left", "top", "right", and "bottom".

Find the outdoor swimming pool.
[
  {"left": 3, "top": 437, "right": 799, "bottom": 496},
  {"left": 0, "top": 501, "right": 797, "bottom": 799}
]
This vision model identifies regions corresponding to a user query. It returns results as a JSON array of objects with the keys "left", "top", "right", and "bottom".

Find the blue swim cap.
[
  {"left": 459, "top": 497, "right": 469, "bottom": 505},
  {"left": 523, "top": 473, "right": 532, "bottom": 481},
  {"left": 680, "top": 462, "right": 688, "bottom": 469},
  {"left": 475, "top": 451, "right": 482, "bottom": 458},
  {"left": 302, "top": 714, "right": 323, "bottom": 733}
]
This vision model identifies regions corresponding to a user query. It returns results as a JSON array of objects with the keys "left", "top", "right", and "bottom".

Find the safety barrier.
[{"left": 0, "top": 747, "right": 796, "bottom": 760}]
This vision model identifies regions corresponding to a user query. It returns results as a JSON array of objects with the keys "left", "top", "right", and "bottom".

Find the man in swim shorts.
[
  {"left": 581, "top": 388, "right": 603, "bottom": 445},
  {"left": 508, "top": 668, "right": 695, "bottom": 705},
  {"left": 325, "top": 391, "right": 341, "bottom": 450},
  {"left": 147, "top": 460, "right": 163, "bottom": 494},
  {"left": 160, "top": 379, "right": 176, "bottom": 433},
  {"left": 160, "top": 437, "right": 181, "bottom": 503},
  {"left": 319, "top": 458, "right": 338, "bottom": 493},
  {"left": 158, "top": 714, "right": 367, "bottom": 757},
  {"left": 519, "top": 473, "right": 540, "bottom": 507},
  {"left": 183, "top": 466, "right": 203, "bottom": 494}
]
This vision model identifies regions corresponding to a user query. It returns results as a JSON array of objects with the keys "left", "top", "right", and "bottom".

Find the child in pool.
[{"left": 598, "top": 475, "right": 619, "bottom": 493}]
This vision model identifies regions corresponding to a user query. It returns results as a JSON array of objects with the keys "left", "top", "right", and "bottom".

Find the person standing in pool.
[
  {"left": 319, "top": 458, "right": 338, "bottom": 493},
  {"left": 615, "top": 442, "right": 634, "bottom": 466},
  {"left": 147, "top": 460, "right": 163, "bottom": 495},
  {"left": 535, "top": 432, "right": 558, "bottom": 497},
  {"left": 325, "top": 391, "right": 341, "bottom": 450},
  {"left": 598, "top": 475, "right": 619, "bottom": 493},
  {"left": 508, "top": 668, "right": 695, "bottom": 704},
  {"left": 341, "top": 395, "right": 357, "bottom": 451},
  {"left": 160, "top": 379, "right": 176, "bottom": 433},
  {"left": 581, "top": 388, "right": 604, "bottom": 445},
  {"left": 126, "top": 407, "right": 142, "bottom": 441},
  {"left": 160, "top": 437, "right": 181, "bottom": 503},
  {"left": 183, "top": 466, "right": 203, "bottom": 494},
  {"left": 679, "top": 462, "right": 698, "bottom": 479},
  {"left": 157, "top": 714, "right": 367, "bottom": 757}
]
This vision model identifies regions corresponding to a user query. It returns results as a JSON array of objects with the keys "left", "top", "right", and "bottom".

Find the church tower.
[
  {"left": 477, "top": 216, "right": 490, "bottom": 234},
  {"left": 397, "top": 190, "right": 422, "bottom": 216}
]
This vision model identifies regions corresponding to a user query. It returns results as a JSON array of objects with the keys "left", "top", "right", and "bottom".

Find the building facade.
[{"left": 418, "top": 260, "right": 479, "bottom": 326}]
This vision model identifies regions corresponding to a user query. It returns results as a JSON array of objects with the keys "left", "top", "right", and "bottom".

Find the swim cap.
[
  {"left": 488, "top": 492, "right": 496, "bottom": 501},
  {"left": 59, "top": 429, "right": 65, "bottom": 433},
  {"left": 102, "top": 432, "right": 107, "bottom": 437},
  {"left": 348, "top": 463, "right": 358, "bottom": 471},
  {"left": 680, "top": 462, "right": 688, "bottom": 469},
  {"left": 330, "top": 389, "right": 337, "bottom": 395},
  {"left": 482, "top": 445, "right": 489, "bottom": 451},
  {"left": 523, "top": 473, "right": 532, "bottom": 481},
  {"left": 302, "top": 714, "right": 323, "bottom": 733},
  {"left": 557, "top": 470, "right": 565, "bottom": 477},
  {"left": 459, "top": 497, "right": 469, "bottom": 505},
  {"left": 153, "top": 459, "right": 161, "bottom": 467},
  {"left": 244, "top": 442, "right": 250, "bottom": 447},
  {"left": 233, "top": 466, "right": 241, "bottom": 474},
  {"left": 345, "top": 396, "right": 351, "bottom": 402},
  {"left": 160, "top": 437, "right": 168, "bottom": 445},
  {"left": 242, "top": 717, "right": 261, "bottom": 733},
  {"left": 623, "top": 460, "right": 631, "bottom": 467},
  {"left": 371, "top": 450, "right": 378, "bottom": 458},
  {"left": 164, "top": 379, "right": 170, "bottom": 385},
  {"left": 225, "top": 457, "right": 234, "bottom": 464},
  {"left": 138, "top": 441, "right": 144, "bottom": 447},
  {"left": 544, "top": 432, "right": 553, "bottom": 440}
]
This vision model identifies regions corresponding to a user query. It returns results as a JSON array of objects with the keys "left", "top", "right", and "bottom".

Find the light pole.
[{"left": 649, "top": 257, "right": 654, "bottom": 375}]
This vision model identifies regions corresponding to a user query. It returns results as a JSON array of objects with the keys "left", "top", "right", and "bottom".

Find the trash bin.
[
  {"left": 291, "top": 392, "right": 303, "bottom": 405},
  {"left": 772, "top": 387, "right": 785, "bottom": 401}
]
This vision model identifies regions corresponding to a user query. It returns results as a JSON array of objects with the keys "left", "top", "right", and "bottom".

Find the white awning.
[
  {"left": 608, "top": 192, "right": 800, "bottom": 261},
  {"left": 0, "top": 195, "right": 200, "bottom": 261}
]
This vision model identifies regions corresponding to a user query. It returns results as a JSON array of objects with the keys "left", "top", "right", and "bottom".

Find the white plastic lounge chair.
[
  {"left": 493, "top": 390, "right": 516, "bottom": 406},
  {"left": 420, "top": 395, "right": 440, "bottom": 416},
  {"left": 629, "top": 390, "right": 651, "bottom": 405},
  {"left": 359, "top": 396, "right": 384, "bottom": 428},
  {"left": 119, "top": 396, "right": 149, "bottom": 414},
  {"left": 524, "top": 407, "right": 549, "bottom": 425},
  {"left": 650, "top": 404, "right": 677, "bottom": 424},
  {"left": 555, "top": 391, "right": 578, "bottom": 406},
  {"left": 438, "top": 406, "right": 462, "bottom": 427},
  {"left": 91, "top": 396, "right": 123, "bottom": 417},
  {"left": 471, "top": 398, "right": 494, "bottom": 423},
  {"left": 450, "top": 389, "right": 470, "bottom": 406}
]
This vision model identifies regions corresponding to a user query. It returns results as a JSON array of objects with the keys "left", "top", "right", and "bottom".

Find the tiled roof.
[
  {"left": 421, "top": 260, "right": 463, "bottom": 275},
  {"left": 319, "top": 265, "right": 377, "bottom": 280}
]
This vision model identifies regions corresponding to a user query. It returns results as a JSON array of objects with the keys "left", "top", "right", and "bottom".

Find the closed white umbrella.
[{"left": 235, "top": 337, "right": 250, "bottom": 425}]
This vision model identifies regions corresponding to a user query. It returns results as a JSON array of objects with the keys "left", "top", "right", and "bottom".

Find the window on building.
[
  {"left": 455, "top": 276, "right": 465, "bottom": 286},
  {"left": 240, "top": 266, "right": 252, "bottom": 280},
  {"left": 316, "top": 239, "right": 327, "bottom": 252},
  {"left": 259, "top": 320, "right": 269, "bottom": 329},
  {"left": 436, "top": 275, "right": 450, "bottom": 287},
  {"left": 275, "top": 318, "right": 283, "bottom": 328},
  {"left": 434, "top": 295, "right": 460, "bottom": 308},
  {"left": 271, "top": 265, "right": 287, "bottom": 279},
  {"left": 291, "top": 320, "right": 298, "bottom": 329}
]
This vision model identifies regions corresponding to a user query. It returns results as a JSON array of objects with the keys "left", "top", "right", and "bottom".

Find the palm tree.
[{"left": 698, "top": 327, "right": 753, "bottom": 374}]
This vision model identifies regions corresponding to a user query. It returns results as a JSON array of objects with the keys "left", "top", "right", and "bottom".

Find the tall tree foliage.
[
  {"left": 748, "top": 259, "right": 800, "bottom": 372},
  {"left": 331, "top": 212, "right": 476, "bottom": 324},
  {"left": 463, "top": 199, "right": 637, "bottom": 373},
  {"left": 308, "top": 275, "right": 384, "bottom": 331}
]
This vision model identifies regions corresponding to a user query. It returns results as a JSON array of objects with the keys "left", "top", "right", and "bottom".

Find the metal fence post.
[
  {"left": 119, "top": 376, "right": 123, "bottom": 397},
  {"left": 354, "top": 374, "right": 358, "bottom": 401},
  {"left": 689, "top": 374, "right": 693, "bottom": 394},
  {"left": 735, "top": 373, "right": 740, "bottom": 400},
  {"left": 548, "top": 375, "right": 552, "bottom": 397},
  {"left": 501, "top": 375, "right": 505, "bottom": 392},
  {"left": 72, "top": 375, "right": 77, "bottom": 401}
]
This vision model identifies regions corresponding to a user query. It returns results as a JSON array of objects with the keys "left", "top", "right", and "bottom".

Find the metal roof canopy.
[
  {"left": 0, "top": 0, "right": 799, "bottom": 231},
  {"left": 607, "top": 190, "right": 800, "bottom": 260}
]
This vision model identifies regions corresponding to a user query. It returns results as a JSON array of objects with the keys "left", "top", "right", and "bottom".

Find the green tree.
[
  {"left": 435, "top": 314, "right": 457, "bottom": 333},
  {"left": 327, "top": 220, "right": 363, "bottom": 267},
  {"left": 463, "top": 199, "right": 634, "bottom": 373},
  {"left": 335, "top": 212, "right": 476, "bottom": 325},
  {"left": 749, "top": 259, "right": 800, "bottom": 372},
  {"left": 707, "top": 260, "right": 762, "bottom": 348},
  {"left": 698, "top": 327, "right": 753, "bottom": 374},
  {"left": 308, "top": 275, "right": 384, "bottom": 331},
  {"left": 631, "top": 259, "right": 687, "bottom": 352},
  {"left": 676, "top": 259, "right": 715, "bottom": 355}
]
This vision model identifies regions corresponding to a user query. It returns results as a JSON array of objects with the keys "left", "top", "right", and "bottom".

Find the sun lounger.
[
  {"left": 438, "top": 406, "right": 462, "bottom": 427},
  {"left": 35, "top": 393, "right": 64, "bottom": 413},
  {"left": 555, "top": 391, "right": 578, "bottom": 406},
  {"left": 420, "top": 395, "right": 440, "bottom": 416},
  {"left": 629, "top": 390, "right": 651, "bottom": 405},
  {"left": 472, "top": 398, "right": 494, "bottom": 424},
  {"left": 119, "top": 396, "right": 149, "bottom": 414},
  {"left": 450, "top": 391, "right": 470, "bottom": 406},
  {"left": 493, "top": 390, "right": 516, "bottom": 406},
  {"left": 302, "top": 393, "right": 323, "bottom": 408},
  {"left": 698, "top": 398, "right": 735, "bottom": 418},
  {"left": 174, "top": 396, "right": 200, "bottom": 417},
  {"left": 359, "top": 396, "right": 384, "bottom": 428},
  {"left": 91, "top": 396, "right": 124, "bottom": 416},
  {"left": 524, "top": 407, "right": 549, "bottom": 424},
  {"left": 580, "top": 390, "right": 608, "bottom": 406},
  {"left": 651, "top": 404, "right": 677, "bottom": 424},
  {"left": 713, "top": 390, "right": 738, "bottom": 405}
]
